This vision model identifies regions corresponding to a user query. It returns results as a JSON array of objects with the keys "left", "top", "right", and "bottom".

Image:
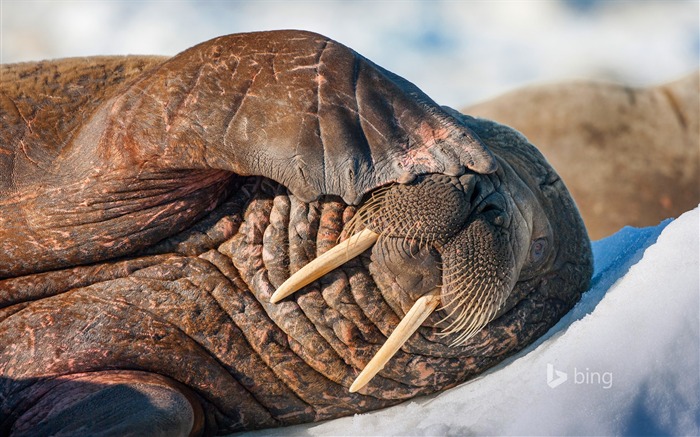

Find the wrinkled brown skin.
[
  {"left": 465, "top": 73, "right": 700, "bottom": 239},
  {"left": 0, "top": 31, "right": 592, "bottom": 436}
]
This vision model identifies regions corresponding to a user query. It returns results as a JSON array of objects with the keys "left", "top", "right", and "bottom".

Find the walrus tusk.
[
  {"left": 270, "top": 228, "right": 379, "bottom": 304},
  {"left": 349, "top": 288, "right": 442, "bottom": 393}
]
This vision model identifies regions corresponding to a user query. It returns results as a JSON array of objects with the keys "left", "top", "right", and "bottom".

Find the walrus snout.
[
  {"left": 360, "top": 175, "right": 516, "bottom": 343},
  {"left": 368, "top": 237, "right": 442, "bottom": 317},
  {"left": 269, "top": 171, "right": 526, "bottom": 389}
]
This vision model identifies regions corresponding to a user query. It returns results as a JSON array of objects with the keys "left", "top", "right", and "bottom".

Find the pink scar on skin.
[
  {"left": 418, "top": 122, "right": 451, "bottom": 148},
  {"left": 399, "top": 122, "right": 453, "bottom": 170}
]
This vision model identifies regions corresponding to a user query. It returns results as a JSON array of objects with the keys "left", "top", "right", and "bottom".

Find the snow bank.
[{"left": 242, "top": 206, "right": 699, "bottom": 436}]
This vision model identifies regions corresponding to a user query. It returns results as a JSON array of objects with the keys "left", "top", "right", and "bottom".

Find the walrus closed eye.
[{"left": 0, "top": 30, "right": 592, "bottom": 435}]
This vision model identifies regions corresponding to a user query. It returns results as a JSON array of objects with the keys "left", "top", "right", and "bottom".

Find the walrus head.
[{"left": 271, "top": 113, "right": 592, "bottom": 392}]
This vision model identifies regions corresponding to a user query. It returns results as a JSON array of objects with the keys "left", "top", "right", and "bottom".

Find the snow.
[
  {"left": 241, "top": 206, "right": 700, "bottom": 436},
  {"left": 1, "top": 1, "right": 698, "bottom": 107}
]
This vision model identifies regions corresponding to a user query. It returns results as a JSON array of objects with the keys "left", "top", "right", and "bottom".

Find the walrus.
[
  {"left": 465, "top": 73, "right": 700, "bottom": 239},
  {"left": 0, "top": 30, "right": 592, "bottom": 436}
]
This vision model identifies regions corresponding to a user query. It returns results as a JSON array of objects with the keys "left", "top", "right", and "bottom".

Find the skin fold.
[{"left": 0, "top": 30, "right": 592, "bottom": 436}]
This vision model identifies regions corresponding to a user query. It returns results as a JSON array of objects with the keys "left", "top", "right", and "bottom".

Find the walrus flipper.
[{"left": 6, "top": 371, "right": 203, "bottom": 437}]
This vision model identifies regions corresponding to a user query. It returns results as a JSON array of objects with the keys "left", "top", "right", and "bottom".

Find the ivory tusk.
[
  {"left": 270, "top": 228, "right": 379, "bottom": 304},
  {"left": 349, "top": 288, "right": 441, "bottom": 393}
]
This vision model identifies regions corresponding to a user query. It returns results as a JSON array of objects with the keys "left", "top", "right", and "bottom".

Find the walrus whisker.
[
  {"left": 436, "top": 279, "right": 506, "bottom": 346},
  {"left": 401, "top": 221, "right": 422, "bottom": 252},
  {"left": 440, "top": 286, "right": 480, "bottom": 323},
  {"left": 448, "top": 307, "right": 497, "bottom": 346},
  {"left": 342, "top": 184, "right": 397, "bottom": 240},
  {"left": 270, "top": 228, "right": 379, "bottom": 303},
  {"left": 439, "top": 270, "right": 475, "bottom": 293},
  {"left": 349, "top": 288, "right": 441, "bottom": 393}
]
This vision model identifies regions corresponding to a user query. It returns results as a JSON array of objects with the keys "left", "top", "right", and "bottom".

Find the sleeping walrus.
[{"left": 0, "top": 30, "right": 592, "bottom": 436}]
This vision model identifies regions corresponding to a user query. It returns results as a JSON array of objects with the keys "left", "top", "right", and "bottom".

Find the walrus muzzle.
[{"left": 270, "top": 174, "right": 520, "bottom": 391}]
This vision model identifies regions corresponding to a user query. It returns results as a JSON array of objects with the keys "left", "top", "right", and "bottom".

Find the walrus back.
[{"left": 0, "top": 56, "right": 166, "bottom": 189}]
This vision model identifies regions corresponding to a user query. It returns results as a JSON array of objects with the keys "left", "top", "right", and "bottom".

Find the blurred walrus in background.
[{"left": 464, "top": 73, "right": 699, "bottom": 239}]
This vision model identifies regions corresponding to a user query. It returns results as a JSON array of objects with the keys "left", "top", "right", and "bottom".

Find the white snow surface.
[{"left": 241, "top": 207, "right": 700, "bottom": 436}]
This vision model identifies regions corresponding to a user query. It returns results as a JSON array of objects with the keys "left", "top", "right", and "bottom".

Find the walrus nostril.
[
  {"left": 489, "top": 210, "right": 510, "bottom": 228},
  {"left": 493, "top": 214, "right": 505, "bottom": 227},
  {"left": 474, "top": 191, "right": 510, "bottom": 228}
]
